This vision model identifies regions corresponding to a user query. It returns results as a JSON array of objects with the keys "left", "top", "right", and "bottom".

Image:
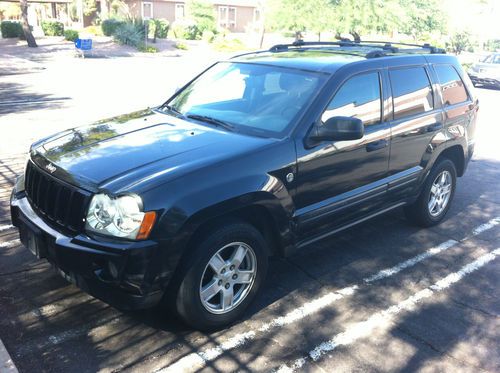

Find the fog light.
[{"left": 108, "top": 261, "right": 119, "bottom": 279}]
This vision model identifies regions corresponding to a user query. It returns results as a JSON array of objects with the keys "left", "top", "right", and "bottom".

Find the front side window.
[
  {"left": 165, "top": 62, "right": 324, "bottom": 136},
  {"left": 390, "top": 67, "right": 433, "bottom": 120},
  {"left": 434, "top": 65, "right": 468, "bottom": 106},
  {"left": 322, "top": 72, "right": 381, "bottom": 126}
]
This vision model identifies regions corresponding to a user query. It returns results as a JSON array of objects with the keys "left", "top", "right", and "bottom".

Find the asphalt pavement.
[{"left": 0, "top": 55, "right": 499, "bottom": 372}]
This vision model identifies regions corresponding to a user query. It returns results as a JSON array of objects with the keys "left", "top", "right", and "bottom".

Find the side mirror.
[{"left": 310, "top": 116, "right": 364, "bottom": 142}]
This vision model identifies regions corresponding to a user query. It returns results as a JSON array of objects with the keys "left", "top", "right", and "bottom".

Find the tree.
[
  {"left": 447, "top": 31, "right": 474, "bottom": 54},
  {"left": 398, "top": 0, "right": 446, "bottom": 40},
  {"left": 186, "top": 0, "right": 216, "bottom": 33},
  {"left": 266, "top": 0, "right": 335, "bottom": 40},
  {"left": 19, "top": 0, "right": 36, "bottom": 47}
]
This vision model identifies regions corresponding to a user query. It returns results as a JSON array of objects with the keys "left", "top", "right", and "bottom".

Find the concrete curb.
[{"left": 0, "top": 338, "right": 18, "bottom": 373}]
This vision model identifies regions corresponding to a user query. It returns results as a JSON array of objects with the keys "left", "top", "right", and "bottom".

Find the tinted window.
[
  {"left": 322, "top": 72, "right": 381, "bottom": 126},
  {"left": 390, "top": 67, "right": 433, "bottom": 120},
  {"left": 434, "top": 65, "right": 468, "bottom": 106}
]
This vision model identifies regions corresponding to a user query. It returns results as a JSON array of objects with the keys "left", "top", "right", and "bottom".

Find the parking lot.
[{"left": 0, "top": 53, "right": 499, "bottom": 372}]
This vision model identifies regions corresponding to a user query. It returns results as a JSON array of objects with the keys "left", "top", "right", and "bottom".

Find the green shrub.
[
  {"left": 212, "top": 36, "right": 245, "bottom": 52},
  {"left": 171, "top": 20, "right": 200, "bottom": 40},
  {"left": 149, "top": 18, "right": 169, "bottom": 40},
  {"left": 41, "top": 20, "right": 64, "bottom": 36},
  {"left": 175, "top": 41, "right": 188, "bottom": 50},
  {"left": 137, "top": 43, "right": 158, "bottom": 53},
  {"left": 64, "top": 29, "right": 79, "bottom": 42},
  {"left": 113, "top": 22, "right": 144, "bottom": 47},
  {"left": 1, "top": 21, "right": 22, "bottom": 38},
  {"left": 83, "top": 25, "right": 103, "bottom": 36},
  {"left": 202, "top": 30, "right": 215, "bottom": 43},
  {"left": 101, "top": 18, "right": 125, "bottom": 36}
]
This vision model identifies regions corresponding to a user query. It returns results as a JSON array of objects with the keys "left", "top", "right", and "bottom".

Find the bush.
[
  {"left": 137, "top": 43, "right": 158, "bottom": 53},
  {"left": 113, "top": 22, "right": 144, "bottom": 47},
  {"left": 1, "top": 21, "right": 22, "bottom": 38},
  {"left": 64, "top": 29, "right": 79, "bottom": 42},
  {"left": 202, "top": 30, "right": 215, "bottom": 43},
  {"left": 171, "top": 20, "right": 200, "bottom": 40},
  {"left": 150, "top": 18, "right": 169, "bottom": 39},
  {"left": 212, "top": 36, "right": 245, "bottom": 52},
  {"left": 41, "top": 20, "right": 64, "bottom": 36},
  {"left": 175, "top": 41, "right": 188, "bottom": 50},
  {"left": 101, "top": 18, "right": 125, "bottom": 36},
  {"left": 83, "top": 25, "right": 103, "bottom": 36}
]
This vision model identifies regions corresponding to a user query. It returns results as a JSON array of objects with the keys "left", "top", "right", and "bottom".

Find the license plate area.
[{"left": 19, "top": 222, "right": 47, "bottom": 259}]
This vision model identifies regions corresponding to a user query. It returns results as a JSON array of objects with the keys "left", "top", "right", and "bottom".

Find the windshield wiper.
[
  {"left": 186, "top": 114, "right": 235, "bottom": 131},
  {"left": 158, "top": 104, "right": 183, "bottom": 117}
]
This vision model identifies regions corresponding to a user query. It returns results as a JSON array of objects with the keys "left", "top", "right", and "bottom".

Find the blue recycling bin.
[{"left": 75, "top": 38, "right": 92, "bottom": 51}]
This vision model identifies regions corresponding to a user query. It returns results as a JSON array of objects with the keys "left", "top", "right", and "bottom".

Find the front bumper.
[
  {"left": 10, "top": 193, "right": 164, "bottom": 310},
  {"left": 468, "top": 73, "right": 500, "bottom": 86}
]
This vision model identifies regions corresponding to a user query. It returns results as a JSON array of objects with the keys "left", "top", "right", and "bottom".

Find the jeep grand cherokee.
[{"left": 10, "top": 40, "right": 478, "bottom": 330}]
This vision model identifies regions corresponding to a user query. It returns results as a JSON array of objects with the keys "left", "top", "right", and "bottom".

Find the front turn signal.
[{"left": 136, "top": 211, "right": 156, "bottom": 240}]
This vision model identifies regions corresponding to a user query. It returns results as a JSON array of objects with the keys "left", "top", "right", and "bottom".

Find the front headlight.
[{"left": 85, "top": 193, "right": 156, "bottom": 240}]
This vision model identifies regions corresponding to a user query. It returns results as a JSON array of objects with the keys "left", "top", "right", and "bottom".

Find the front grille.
[{"left": 24, "top": 161, "right": 92, "bottom": 233}]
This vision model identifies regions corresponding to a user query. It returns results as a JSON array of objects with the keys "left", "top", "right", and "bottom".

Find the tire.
[
  {"left": 175, "top": 222, "right": 268, "bottom": 330},
  {"left": 404, "top": 158, "right": 457, "bottom": 227}
]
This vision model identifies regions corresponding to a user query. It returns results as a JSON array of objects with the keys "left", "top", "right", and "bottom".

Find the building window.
[
  {"left": 218, "top": 6, "right": 236, "bottom": 29},
  {"left": 175, "top": 3, "right": 185, "bottom": 20},
  {"left": 253, "top": 8, "right": 261, "bottom": 23},
  {"left": 142, "top": 1, "right": 153, "bottom": 19}
]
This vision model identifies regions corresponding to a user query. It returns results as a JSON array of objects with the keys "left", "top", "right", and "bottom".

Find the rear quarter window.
[
  {"left": 433, "top": 65, "right": 468, "bottom": 106},
  {"left": 389, "top": 67, "right": 434, "bottom": 120}
]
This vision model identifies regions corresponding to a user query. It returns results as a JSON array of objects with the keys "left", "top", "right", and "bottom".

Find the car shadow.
[{"left": 0, "top": 156, "right": 498, "bottom": 372}]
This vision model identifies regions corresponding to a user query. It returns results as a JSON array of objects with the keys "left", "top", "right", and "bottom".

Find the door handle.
[
  {"left": 366, "top": 139, "right": 388, "bottom": 152},
  {"left": 427, "top": 122, "right": 443, "bottom": 132}
]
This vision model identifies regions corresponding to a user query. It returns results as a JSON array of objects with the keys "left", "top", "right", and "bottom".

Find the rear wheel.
[
  {"left": 175, "top": 222, "right": 268, "bottom": 330},
  {"left": 404, "top": 158, "right": 457, "bottom": 227}
]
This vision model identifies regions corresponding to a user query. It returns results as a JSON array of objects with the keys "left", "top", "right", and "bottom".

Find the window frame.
[
  {"left": 218, "top": 5, "right": 237, "bottom": 29},
  {"left": 141, "top": 1, "right": 153, "bottom": 20},
  {"left": 432, "top": 63, "right": 470, "bottom": 107},
  {"left": 175, "top": 3, "right": 185, "bottom": 20},
  {"left": 319, "top": 70, "right": 384, "bottom": 127},
  {"left": 388, "top": 65, "right": 435, "bottom": 121}
]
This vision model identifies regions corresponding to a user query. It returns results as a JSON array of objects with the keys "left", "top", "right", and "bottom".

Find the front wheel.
[
  {"left": 404, "top": 158, "right": 457, "bottom": 227},
  {"left": 175, "top": 222, "right": 268, "bottom": 330}
]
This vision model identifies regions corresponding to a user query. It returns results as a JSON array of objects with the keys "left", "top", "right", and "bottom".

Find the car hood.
[
  {"left": 30, "top": 109, "right": 275, "bottom": 193},
  {"left": 471, "top": 62, "right": 500, "bottom": 75}
]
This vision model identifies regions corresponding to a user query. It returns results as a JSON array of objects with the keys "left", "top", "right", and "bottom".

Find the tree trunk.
[
  {"left": 20, "top": 0, "right": 37, "bottom": 47},
  {"left": 100, "top": 0, "right": 108, "bottom": 20}
]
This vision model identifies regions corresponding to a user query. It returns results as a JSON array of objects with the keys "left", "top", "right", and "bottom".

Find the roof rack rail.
[{"left": 268, "top": 39, "right": 446, "bottom": 55}]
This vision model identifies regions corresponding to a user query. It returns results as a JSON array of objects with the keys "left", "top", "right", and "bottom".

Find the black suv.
[{"left": 10, "top": 41, "right": 478, "bottom": 330}]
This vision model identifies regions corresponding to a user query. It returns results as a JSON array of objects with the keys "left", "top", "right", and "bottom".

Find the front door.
[{"left": 294, "top": 71, "right": 391, "bottom": 241}]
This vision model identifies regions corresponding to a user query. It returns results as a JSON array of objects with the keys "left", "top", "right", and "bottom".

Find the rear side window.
[
  {"left": 389, "top": 67, "right": 433, "bottom": 120},
  {"left": 322, "top": 72, "right": 381, "bottom": 126},
  {"left": 433, "top": 65, "right": 468, "bottom": 106}
]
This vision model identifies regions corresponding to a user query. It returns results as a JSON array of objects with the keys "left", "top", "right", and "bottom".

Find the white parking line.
[
  {"left": 277, "top": 248, "right": 500, "bottom": 372},
  {"left": 160, "top": 217, "right": 500, "bottom": 373},
  {"left": 0, "top": 240, "right": 20, "bottom": 249},
  {"left": 0, "top": 225, "right": 14, "bottom": 232}
]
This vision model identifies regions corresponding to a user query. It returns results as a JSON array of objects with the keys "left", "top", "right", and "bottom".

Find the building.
[{"left": 125, "top": 0, "right": 260, "bottom": 33}]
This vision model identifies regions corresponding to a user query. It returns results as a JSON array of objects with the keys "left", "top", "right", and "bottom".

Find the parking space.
[{"left": 0, "top": 87, "right": 499, "bottom": 372}]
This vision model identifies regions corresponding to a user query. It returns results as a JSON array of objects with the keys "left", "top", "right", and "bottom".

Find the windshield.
[{"left": 164, "top": 62, "right": 325, "bottom": 136}]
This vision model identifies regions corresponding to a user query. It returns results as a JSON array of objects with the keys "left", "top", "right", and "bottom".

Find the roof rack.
[{"left": 268, "top": 39, "right": 446, "bottom": 57}]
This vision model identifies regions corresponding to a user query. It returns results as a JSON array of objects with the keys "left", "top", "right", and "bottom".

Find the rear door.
[{"left": 386, "top": 65, "right": 443, "bottom": 200}]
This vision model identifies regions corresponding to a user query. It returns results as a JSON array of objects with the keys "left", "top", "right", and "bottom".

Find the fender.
[{"left": 418, "top": 124, "right": 468, "bottom": 187}]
